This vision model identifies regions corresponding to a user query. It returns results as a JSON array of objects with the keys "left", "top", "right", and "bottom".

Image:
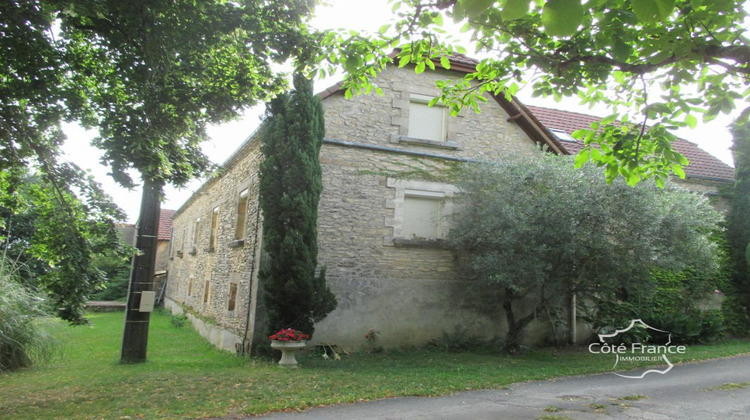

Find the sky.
[{"left": 61, "top": 0, "right": 739, "bottom": 223}]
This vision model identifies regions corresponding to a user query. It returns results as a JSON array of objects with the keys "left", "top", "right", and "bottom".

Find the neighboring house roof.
[
  {"left": 158, "top": 209, "right": 176, "bottom": 241},
  {"left": 526, "top": 106, "right": 735, "bottom": 181}
]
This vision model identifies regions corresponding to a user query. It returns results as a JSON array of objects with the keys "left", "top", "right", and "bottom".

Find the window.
[
  {"left": 192, "top": 217, "right": 201, "bottom": 253},
  {"left": 209, "top": 206, "right": 219, "bottom": 251},
  {"left": 403, "top": 191, "right": 445, "bottom": 239},
  {"left": 168, "top": 228, "right": 175, "bottom": 258},
  {"left": 227, "top": 282, "right": 238, "bottom": 312},
  {"left": 187, "top": 276, "right": 194, "bottom": 297},
  {"left": 549, "top": 128, "right": 577, "bottom": 142},
  {"left": 407, "top": 94, "right": 446, "bottom": 142},
  {"left": 386, "top": 179, "right": 458, "bottom": 245},
  {"left": 203, "top": 280, "right": 211, "bottom": 304},
  {"left": 391, "top": 90, "right": 461, "bottom": 149},
  {"left": 235, "top": 189, "right": 249, "bottom": 240}
]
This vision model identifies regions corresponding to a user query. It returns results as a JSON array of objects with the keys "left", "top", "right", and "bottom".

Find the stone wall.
[
  {"left": 674, "top": 177, "right": 732, "bottom": 213},
  {"left": 167, "top": 64, "right": 730, "bottom": 352},
  {"left": 310, "top": 65, "right": 546, "bottom": 347},
  {"left": 166, "top": 135, "right": 265, "bottom": 350},
  {"left": 324, "top": 65, "right": 538, "bottom": 160}
]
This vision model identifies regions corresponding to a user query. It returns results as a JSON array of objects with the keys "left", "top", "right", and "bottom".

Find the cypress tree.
[
  {"left": 725, "top": 119, "right": 750, "bottom": 333},
  {"left": 259, "top": 74, "right": 336, "bottom": 337}
]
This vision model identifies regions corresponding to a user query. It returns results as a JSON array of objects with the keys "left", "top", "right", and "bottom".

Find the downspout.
[
  {"left": 568, "top": 292, "right": 577, "bottom": 345},
  {"left": 240, "top": 189, "right": 262, "bottom": 355}
]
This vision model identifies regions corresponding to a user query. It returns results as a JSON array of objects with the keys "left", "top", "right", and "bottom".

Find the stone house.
[
  {"left": 155, "top": 209, "right": 175, "bottom": 301},
  {"left": 164, "top": 56, "right": 734, "bottom": 352}
]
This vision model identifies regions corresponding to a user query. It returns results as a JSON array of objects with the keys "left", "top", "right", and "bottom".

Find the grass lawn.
[{"left": 2, "top": 311, "right": 749, "bottom": 419}]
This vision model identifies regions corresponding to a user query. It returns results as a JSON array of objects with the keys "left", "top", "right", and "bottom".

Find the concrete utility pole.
[{"left": 121, "top": 180, "right": 161, "bottom": 363}]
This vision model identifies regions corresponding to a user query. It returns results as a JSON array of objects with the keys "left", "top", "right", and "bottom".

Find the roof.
[
  {"left": 158, "top": 209, "right": 175, "bottom": 241},
  {"left": 526, "top": 106, "right": 735, "bottom": 181}
]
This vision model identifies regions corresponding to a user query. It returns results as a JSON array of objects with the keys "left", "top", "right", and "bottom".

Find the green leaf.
[
  {"left": 612, "top": 38, "right": 632, "bottom": 61},
  {"left": 631, "top": 0, "right": 675, "bottom": 23},
  {"left": 672, "top": 165, "right": 685, "bottom": 178},
  {"left": 574, "top": 148, "right": 591, "bottom": 168},
  {"left": 501, "top": 0, "right": 530, "bottom": 21},
  {"left": 345, "top": 56, "right": 362, "bottom": 72},
  {"left": 542, "top": 0, "right": 584, "bottom": 37},
  {"left": 685, "top": 113, "right": 697, "bottom": 129},
  {"left": 626, "top": 170, "right": 641, "bottom": 186},
  {"left": 440, "top": 56, "right": 451, "bottom": 69},
  {"left": 460, "top": 0, "right": 496, "bottom": 18},
  {"left": 601, "top": 114, "right": 618, "bottom": 125},
  {"left": 433, "top": 13, "right": 444, "bottom": 26},
  {"left": 415, "top": 61, "right": 426, "bottom": 74}
]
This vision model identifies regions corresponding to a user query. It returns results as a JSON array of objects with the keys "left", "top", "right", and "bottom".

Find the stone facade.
[
  {"left": 166, "top": 136, "right": 265, "bottom": 352},
  {"left": 166, "top": 63, "right": 732, "bottom": 352}
]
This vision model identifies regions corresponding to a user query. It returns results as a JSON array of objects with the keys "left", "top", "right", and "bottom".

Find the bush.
[
  {"left": 698, "top": 310, "right": 726, "bottom": 343},
  {"left": 0, "top": 262, "right": 56, "bottom": 371},
  {"left": 643, "top": 310, "right": 725, "bottom": 345},
  {"left": 170, "top": 313, "right": 188, "bottom": 328},
  {"left": 427, "top": 326, "right": 481, "bottom": 353}
]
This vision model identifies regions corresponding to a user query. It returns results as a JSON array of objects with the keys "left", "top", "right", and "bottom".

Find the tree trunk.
[
  {"left": 120, "top": 179, "right": 161, "bottom": 363},
  {"left": 502, "top": 293, "right": 538, "bottom": 353}
]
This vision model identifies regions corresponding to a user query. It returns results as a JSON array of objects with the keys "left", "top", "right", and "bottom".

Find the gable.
[{"left": 320, "top": 64, "right": 548, "bottom": 160}]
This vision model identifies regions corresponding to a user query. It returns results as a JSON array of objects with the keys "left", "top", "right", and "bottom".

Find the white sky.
[{"left": 61, "top": 0, "right": 739, "bottom": 223}]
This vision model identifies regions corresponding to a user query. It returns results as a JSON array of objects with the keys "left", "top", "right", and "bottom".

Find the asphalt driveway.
[{"left": 254, "top": 355, "right": 750, "bottom": 419}]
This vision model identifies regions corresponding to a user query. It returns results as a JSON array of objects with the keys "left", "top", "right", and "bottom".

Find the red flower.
[{"left": 269, "top": 328, "right": 310, "bottom": 341}]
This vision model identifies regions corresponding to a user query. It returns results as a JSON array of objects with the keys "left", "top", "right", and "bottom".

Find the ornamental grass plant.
[{"left": 0, "top": 256, "right": 56, "bottom": 371}]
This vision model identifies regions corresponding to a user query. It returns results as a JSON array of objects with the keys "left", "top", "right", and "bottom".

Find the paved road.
[{"left": 256, "top": 355, "right": 750, "bottom": 419}]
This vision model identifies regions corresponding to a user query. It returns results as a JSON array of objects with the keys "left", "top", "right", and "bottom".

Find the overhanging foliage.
[{"left": 319, "top": 0, "right": 748, "bottom": 186}]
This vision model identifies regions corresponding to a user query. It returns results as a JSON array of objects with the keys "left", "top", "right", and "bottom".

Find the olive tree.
[{"left": 449, "top": 153, "right": 721, "bottom": 351}]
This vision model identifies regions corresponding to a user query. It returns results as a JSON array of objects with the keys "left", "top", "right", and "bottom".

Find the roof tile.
[
  {"left": 525, "top": 106, "right": 734, "bottom": 181},
  {"left": 158, "top": 209, "right": 175, "bottom": 241}
]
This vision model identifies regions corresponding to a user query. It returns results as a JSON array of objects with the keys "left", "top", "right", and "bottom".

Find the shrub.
[
  {"left": 427, "top": 326, "right": 481, "bottom": 353},
  {"left": 698, "top": 310, "right": 726, "bottom": 343},
  {"left": 170, "top": 313, "right": 188, "bottom": 328},
  {"left": 363, "top": 329, "right": 383, "bottom": 354},
  {"left": 643, "top": 310, "right": 725, "bottom": 345},
  {"left": 0, "top": 261, "right": 55, "bottom": 371}
]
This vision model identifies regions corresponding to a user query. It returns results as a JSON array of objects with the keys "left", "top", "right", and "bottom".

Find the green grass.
[
  {"left": 616, "top": 394, "right": 647, "bottom": 401},
  {"left": 706, "top": 382, "right": 750, "bottom": 391},
  {"left": 2, "top": 312, "right": 749, "bottom": 419}
]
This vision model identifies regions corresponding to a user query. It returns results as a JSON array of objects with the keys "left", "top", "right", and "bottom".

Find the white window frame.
[
  {"left": 385, "top": 178, "right": 458, "bottom": 244},
  {"left": 391, "top": 88, "right": 463, "bottom": 150},
  {"left": 407, "top": 94, "right": 447, "bottom": 142}
]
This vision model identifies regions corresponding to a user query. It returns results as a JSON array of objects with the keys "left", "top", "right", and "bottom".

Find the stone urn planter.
[{"left": 271, "top": 340, "right": 306, "bottom": 367}]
